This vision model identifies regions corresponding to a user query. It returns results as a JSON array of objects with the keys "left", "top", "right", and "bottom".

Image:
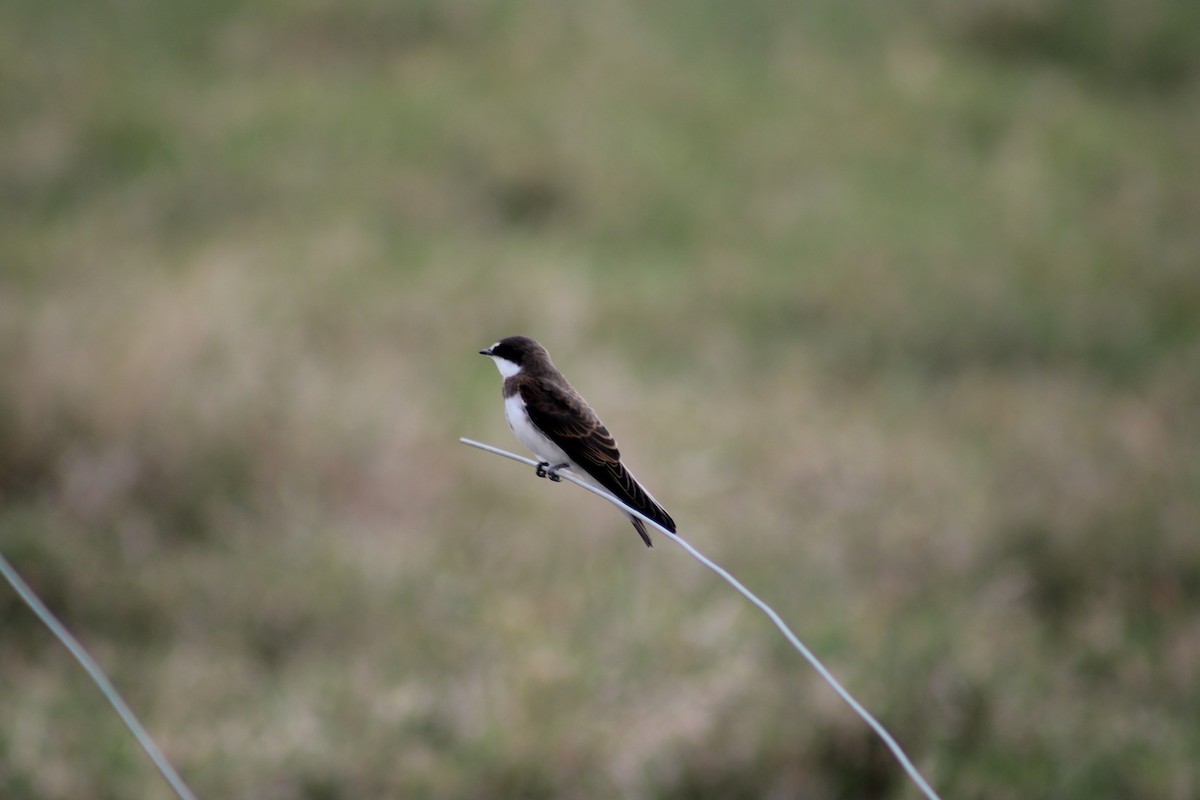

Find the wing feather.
[{"left": 522, "top": 377, "right": 676, "bottom": 537}]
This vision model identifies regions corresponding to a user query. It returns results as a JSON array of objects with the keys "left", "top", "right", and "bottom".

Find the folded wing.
[{"left": 522, "top": 376, "right": 676, "bottom": 539}]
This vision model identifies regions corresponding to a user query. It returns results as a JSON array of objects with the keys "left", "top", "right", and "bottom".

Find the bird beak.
[{"left": 479, "top": 347, "right": 493, "bottom": 356}]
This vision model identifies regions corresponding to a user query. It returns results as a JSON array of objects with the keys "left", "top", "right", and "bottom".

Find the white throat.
[{"left": 489, "top": 356, "right": 522, "bottom": 378}]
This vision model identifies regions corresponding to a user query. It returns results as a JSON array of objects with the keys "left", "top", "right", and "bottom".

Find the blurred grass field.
[{"left": 2, "top": 0, "right": 1199, "bottom": 797}]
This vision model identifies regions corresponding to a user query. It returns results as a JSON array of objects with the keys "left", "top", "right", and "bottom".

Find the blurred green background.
[{"left": 2, "top": 0, "right": 1199, "bottom": 797}]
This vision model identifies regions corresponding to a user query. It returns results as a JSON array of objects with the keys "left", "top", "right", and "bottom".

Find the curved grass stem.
[{"left": 460, "top": 436, "right": 943, "bottom": 800}]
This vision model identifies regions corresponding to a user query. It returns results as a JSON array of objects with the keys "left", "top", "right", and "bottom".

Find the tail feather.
[
  {"left": 631, "top": 517, "right": 654, "bottom": 548},
  {"left": 603, "top": 463, "right": 676, "bottom": 535},
  {"left": 574, "top": 460, "right": 675, "bottom": 547}
]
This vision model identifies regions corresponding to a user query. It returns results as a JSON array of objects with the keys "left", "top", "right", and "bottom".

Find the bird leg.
[{"left": 535, "top": 461, "right": 551, "bottom": 478}]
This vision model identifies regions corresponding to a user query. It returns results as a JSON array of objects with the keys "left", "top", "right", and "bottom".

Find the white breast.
[{"left": 504, "top": 392, "right": 574, "bottom": 468}]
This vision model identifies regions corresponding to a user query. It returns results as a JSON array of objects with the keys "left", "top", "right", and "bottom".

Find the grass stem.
[
  {"left": 461, "top": 436, "right": 943, "bottom": 800},
  {"left": 0, "top": 552, "right": 198, "bottom": 800}
]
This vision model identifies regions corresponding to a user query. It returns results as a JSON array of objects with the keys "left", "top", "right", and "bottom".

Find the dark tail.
[
  {"left": 631, "top": 517, "right": 654, "bottom": 548},
  {"left": 598, "top": 462, "right": 674, "bottom": 547}
]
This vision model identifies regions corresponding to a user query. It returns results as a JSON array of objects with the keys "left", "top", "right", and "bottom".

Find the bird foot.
[{"left": 535, "top": 461, "right": 570, "bottom": 482}]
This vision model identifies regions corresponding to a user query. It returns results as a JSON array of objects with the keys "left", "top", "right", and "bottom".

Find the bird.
[{"left": 479, "top": 335, "right": 676, "bottom": 547}]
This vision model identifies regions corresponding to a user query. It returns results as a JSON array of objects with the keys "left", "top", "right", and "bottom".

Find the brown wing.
[{"left": 522, "top": 376, "right": 676, "bottom": 537}]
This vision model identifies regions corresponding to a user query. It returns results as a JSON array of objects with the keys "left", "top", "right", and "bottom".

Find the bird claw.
[{"left": 535, "top": 461, "right": 569, "bottom": 482}]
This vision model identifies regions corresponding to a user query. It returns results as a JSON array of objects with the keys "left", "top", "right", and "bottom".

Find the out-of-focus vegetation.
[{"left": 2, "top": 0, "right": 1198, "bottom": 797}]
